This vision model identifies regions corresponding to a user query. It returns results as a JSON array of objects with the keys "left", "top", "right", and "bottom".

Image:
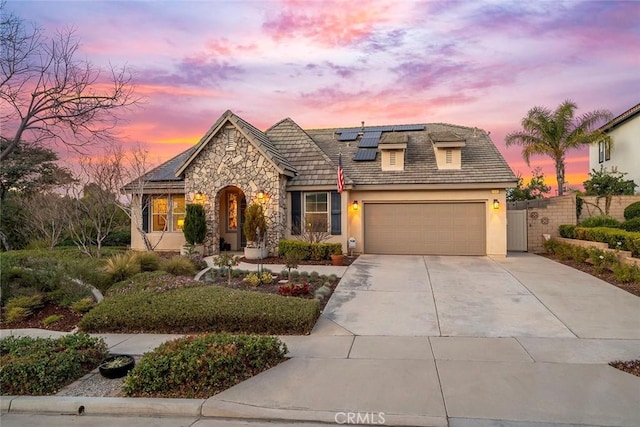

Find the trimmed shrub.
[
  {"left": 183, "top": 204, "right": 207, "bottom": 245},
  {"left": 104, "top": 252, "right": 141, "bottom": 283},
  {"left": 579, "top": 215, "right": 620, "bottom": 228},
  {"left": 619, "top": 217, "right": 640, "bottom": 233},
  {"left": 278, "top": 240, "right": 342, "bottom": 261},
  {"left": 624, "top": 201, "right": 640, "bottom": 220},
  {"left": 245, "top": 272, "right": 260, "bottom": 286},
  {"left": 79, "top": 284, "right": 320, "bottom": 335},
  {"left": 134, "top": 252, "right": 162, "bottom": 272},
  {"left": 123, "top": 334, "right": 287, "bottom": 398},
  {"left": 0, "top": 334, "right": 108, "bottom": 395},
  {"left": 558, "top": 224, "right": 576, "bottom": 239},
  {"left": 574, "top": 227, "right": 640, "bottom": 256},
  {"left": 162, "top": 256, "right": 196, "bottom": 277}
]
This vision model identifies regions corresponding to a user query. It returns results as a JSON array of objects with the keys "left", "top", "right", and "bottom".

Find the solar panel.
[
  {"left": 362, "top": 130, "right": 382, "bottom": 139},
  {"left": 364, "top": 126, "right": 394, "bottom": 132},
  {"left": 336, "top": 128, "right": 357, "bottom": 134},
  {"left": 393, "top": 124, "right": 425, "bottom": 131},
  {"left": 353, "top": 149, "right": 378, "bottom": 161},
  {"left": 337, "top": 131, "right": 359, "bottom": 141},
  {"left": 358, "top": 137, "right": 379, "bottom": 148}
]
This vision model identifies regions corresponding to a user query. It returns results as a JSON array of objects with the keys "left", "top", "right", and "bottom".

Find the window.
[
  {"left": 605, "top": 140, "right": 611, "bottom": 161},
  {"left": 598, "top": 141, "right": 604, "bottom": 163},
  {"left": 305, "top": 192, "right": 328, "bottom": 232},
  {"left": 446, "top": 149, "right": 453, "bottom": 164},
  {"left": 151, "top": 195, "right": 185, "bottom": 232}
]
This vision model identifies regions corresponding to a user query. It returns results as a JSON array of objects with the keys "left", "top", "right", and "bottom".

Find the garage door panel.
[{"left": 364, "top": 203, "right": 486, "bottom": 256}]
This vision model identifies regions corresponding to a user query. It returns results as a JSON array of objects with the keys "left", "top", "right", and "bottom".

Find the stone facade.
[{"left": 183, "top": 126, "right": 286, "bottom": 255}]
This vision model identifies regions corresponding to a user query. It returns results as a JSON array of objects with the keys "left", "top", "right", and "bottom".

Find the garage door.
[{"left": 364, "top": 202, "right": 486, "bottom": 255}]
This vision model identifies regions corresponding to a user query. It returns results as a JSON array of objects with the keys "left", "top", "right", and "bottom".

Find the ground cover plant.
[
  {"left": 79, "top": 273, "right": 320, "bottom": 334},
  {"left": 1, "top": 249, "right": 207, "bottom": 332},
  {"left": 123, "top": 334, "right": 287, "bottom": 398},
  {"left": 543, "top": 238, "right": 640, "bottom": 297},
  {"left": 0, "top": 333, "right": 107, "bottom": 395}
]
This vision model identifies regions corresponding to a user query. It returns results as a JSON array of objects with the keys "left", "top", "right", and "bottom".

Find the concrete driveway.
[{"left": 322, "top": 253, "right": 640, "bottom": 338}]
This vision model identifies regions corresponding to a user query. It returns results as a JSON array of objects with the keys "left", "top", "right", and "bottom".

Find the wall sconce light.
[
  {"left": 257, "top": 191, "right": 265, "bottom": 200},
  {"left": 492, "top": 199, "right": 500, "bottom": 210},
  {"left": 352, "top": 200, "right": 359, "bottom": 211},
  {"left": 194, "top": 192, "right": 204, "bottom": 202}
]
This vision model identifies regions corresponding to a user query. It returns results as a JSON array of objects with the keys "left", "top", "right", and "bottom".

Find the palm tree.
[{"left": 505, "top": 100, "right": 612, "bottom": 195}]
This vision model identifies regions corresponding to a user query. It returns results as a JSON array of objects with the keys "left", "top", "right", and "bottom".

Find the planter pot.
[
  {"left": 98, "top": 354, "right": 135, "bottom": 379},
  {"left": 330, "top": 254, "right": 344, "bottom": 266},
  {"left": 244, "top": 246, "right": 268, "bottom": 260}
]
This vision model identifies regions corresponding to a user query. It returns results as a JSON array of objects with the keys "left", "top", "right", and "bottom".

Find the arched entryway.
[{"left": 217, "top": 186, "right": 246, "bottom": 251}]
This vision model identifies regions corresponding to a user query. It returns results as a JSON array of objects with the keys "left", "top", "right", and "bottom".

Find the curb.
[
  {"left": 3, "top": 396, "right": 204, "bottom": 418},
  {"left": 1, "top": 395, "right": 447, "bottom": 426}
]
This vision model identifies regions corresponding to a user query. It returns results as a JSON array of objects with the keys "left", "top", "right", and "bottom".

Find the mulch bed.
[
  {"left": 541, "top": 254, "right": 640, "bottom": 297},
  {"left": 1, "top": 304, "right": 82, "bottom": 332},
  {"left": 609, "top": 360, "right": 640, "bottom": 377}
]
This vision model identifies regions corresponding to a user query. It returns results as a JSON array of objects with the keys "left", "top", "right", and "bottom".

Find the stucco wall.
[
  {"left": 579, "top": 195, "right": 640, "bottom": 222},
  {"left": 589, "top": 115, "right": 640, "bottom": 189},
  {"left": 183, "top": 126, "right": 286, "bottom": 255},
  {"left": 347, "top": 188, "right": 508, "bottom": 257}
]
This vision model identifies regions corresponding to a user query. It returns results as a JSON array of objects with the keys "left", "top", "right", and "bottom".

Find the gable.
[{"left": 175, "top": 110, "right": 296, "bottom": 178}]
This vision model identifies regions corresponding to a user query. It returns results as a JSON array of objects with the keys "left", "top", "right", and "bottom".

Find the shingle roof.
[
  {"left": 600, "top": 102, "right": 640, "bottom": 132},
  {"left": 307, "top": 123, "right": 516, "bottom": 185},
  {"left": 122, "top": 146, "right": 196, "bottom": 191},
  {"left": 130, "top": 113, "right": 516, "bottom": 191},
  {"left": 266, "top": 118, "right": 352, "bottom": 187}
]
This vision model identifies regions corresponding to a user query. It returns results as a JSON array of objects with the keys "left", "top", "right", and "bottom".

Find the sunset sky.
[{"left": 7, "top": 0, "right": 640, "bottom": 192}]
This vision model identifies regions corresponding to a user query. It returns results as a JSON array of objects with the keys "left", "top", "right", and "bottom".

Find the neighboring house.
[
  {"left": 590, "top": 102, "right": 640, "bottom": 188},
  {"left": 126, "top": 110, "right": 517, "bottom": 256}
]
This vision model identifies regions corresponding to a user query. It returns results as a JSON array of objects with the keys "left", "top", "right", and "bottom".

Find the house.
[
  {"left": 126, "top": 110, "right": 517, "bottom": 256},
  {"left": 589, "top": 102, "right": 640, "bottom": 188}
]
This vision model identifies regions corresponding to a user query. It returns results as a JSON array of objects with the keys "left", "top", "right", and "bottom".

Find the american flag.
[{"left": 337, "top": 153, "right": 345, "bottom": 194}]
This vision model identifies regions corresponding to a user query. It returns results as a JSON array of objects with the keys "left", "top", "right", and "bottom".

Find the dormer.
[
  {"left": 430, "top": 131, "right": 466, "bottom": 170},
  {"left": 380, "top": 133, "right": 408, "bottom": 171}
]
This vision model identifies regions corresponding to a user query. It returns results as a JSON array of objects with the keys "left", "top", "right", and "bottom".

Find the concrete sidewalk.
[{"left": 2, "top": 254, "right": 640, "bottom": 426}]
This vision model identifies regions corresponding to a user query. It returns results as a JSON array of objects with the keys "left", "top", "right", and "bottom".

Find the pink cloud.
[{"left": 263, "top": 0, "right": 394, "bottom": 47}]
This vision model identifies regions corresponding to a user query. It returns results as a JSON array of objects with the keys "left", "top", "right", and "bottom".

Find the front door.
[{"left": 239, "top": 195, "right": 247, "bottom": 248}]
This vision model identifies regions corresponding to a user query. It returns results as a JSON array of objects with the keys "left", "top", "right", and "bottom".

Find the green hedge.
[
  {"left": 624, "top": 201, "right": 640, "bottom": 220},
  {"left": 558, "top": 224, "right": 576, "bottom": 239},
  {"left": 573, "top": 227, "right": 640, "bottom": 256},
  {"left": 278, "top": 239, "right": 341, "bottom": 261},
  {"left": 79, "top": 283, "right": 320, "bottom": 334},
  {"left": 578, "top": 215, "right": 620, "bottom": 228},
  {"left": 123, "top": 334, "right": 287, "bottom": 398},
  {"left": 620, "top": 217, "right": 640, "bottom": 233},
  {"left": 0, "top": 334, "right": 107, "bottom": 395}
]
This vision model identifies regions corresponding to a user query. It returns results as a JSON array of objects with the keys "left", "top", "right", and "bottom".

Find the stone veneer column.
[{"left": 183, "top": 127, "right": 286, "bottom": 255}]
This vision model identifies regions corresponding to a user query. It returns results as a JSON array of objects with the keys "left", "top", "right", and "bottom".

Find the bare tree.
[
  {"left": 23, "top": 192, "right": 71, "bottom": 248},
  {"left": 118, "top": 147, "right": 167, "bottom": 251},
  {"left": 0, "top": 2, "right": 138, "bottom": 161},
  {"left": 65, "top": 150, "right": 125, "bottom": 257}
]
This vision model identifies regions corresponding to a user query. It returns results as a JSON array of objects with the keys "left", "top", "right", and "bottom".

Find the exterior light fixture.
[
  {"left": 177, "top": 218, "right": 185, "bottom": 228},
  {"left": 492, "top": 199, "right": 500, "bottom": 210},
  {"left": 352, "top": 200, "right": 359, "bottom": 211},
  {"left": 194, "top": 192, "right": 204, "bottom": 202},
  {"left": 257, "top": 191, "right": 265, "bottom": 200}
]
